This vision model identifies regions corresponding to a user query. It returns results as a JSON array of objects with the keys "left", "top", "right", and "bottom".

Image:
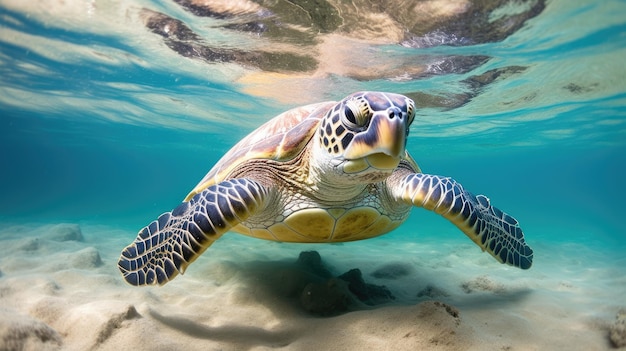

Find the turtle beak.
[{"left": 343, "top": 110, "right": 407, "bottom": 161}]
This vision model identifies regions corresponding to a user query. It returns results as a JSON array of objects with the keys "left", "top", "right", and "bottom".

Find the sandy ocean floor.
[{"left": 0, "top": 222, "right": 624, "bottom": 351}]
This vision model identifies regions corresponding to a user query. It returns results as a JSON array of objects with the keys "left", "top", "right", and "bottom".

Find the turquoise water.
[
  {"left": 1, "top": 1, "right": 625, "bottom": 270},
  {"left": 1, "top": 1, "right": 626, "bottom": 349}
]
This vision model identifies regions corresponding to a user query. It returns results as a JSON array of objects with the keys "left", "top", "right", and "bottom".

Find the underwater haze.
[{"left": 0, "top": 0, "right": 625, "bottom": 350}]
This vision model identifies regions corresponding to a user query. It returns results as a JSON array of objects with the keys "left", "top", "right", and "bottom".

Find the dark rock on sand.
[
  {"left": 293, "top": 251, "right": 395, "bottom": 314},
  {"left": 609, "top": 309, "right": 626, "bottom": 348},
  {"left": 300, "top": 278, "right": 352, "bottom": 315},
  {"left": 338, "top": 268, "right": 395, "bottom": 306},
  {"left": 296, "top": 251, "right": 333, "bottom": 278}
]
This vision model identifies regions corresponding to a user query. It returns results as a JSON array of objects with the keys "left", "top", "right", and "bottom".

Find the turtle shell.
[{"left": 184, "top": 101, "right": 337, "bottom": 201}]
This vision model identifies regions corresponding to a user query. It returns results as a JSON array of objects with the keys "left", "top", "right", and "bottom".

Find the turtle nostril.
[{"left": 387, "top": 107, "right": 403, "bottom": 119}]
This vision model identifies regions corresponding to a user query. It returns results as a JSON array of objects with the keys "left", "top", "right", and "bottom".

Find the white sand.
[{"left": 0, "top": 222, "right": 624, "bottom": 351}]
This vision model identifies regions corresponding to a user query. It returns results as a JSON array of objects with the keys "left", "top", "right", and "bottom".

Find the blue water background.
[{"left": 0, "top": 0, "right": 625, "bottom": 256}]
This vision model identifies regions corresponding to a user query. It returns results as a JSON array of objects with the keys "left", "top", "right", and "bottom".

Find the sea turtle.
[{"left": 118, "top": 91, "right": 533, "bottom": 286}]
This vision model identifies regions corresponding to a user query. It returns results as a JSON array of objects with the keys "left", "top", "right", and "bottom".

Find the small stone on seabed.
[{"left": 609, "top": 309, "right": 626, "bottom": 347}]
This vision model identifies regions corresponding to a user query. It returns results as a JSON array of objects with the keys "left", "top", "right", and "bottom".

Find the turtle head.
[{"left": 318, "top": 91, "right": 415, "bottom": 178}]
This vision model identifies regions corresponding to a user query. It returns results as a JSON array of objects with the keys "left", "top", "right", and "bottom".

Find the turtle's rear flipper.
[
  {"left": 118, "top": 178, "right": 268, "bottom": 286},
  {"left": 395, "top": 173, "right": 533, "bottom": 269}
]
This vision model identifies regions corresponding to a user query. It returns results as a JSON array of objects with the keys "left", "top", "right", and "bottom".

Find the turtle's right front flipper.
[
  {"left": 118, "top": 178, "right": 269, "bottom": 286},
  {"left": 393, "top": 173, "right": 533, "bottom": 269}
]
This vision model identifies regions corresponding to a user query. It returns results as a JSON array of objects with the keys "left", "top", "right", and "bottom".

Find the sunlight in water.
[
  {"left": 0, "top": 0, "right": 623, "bottom": 149},
  {"left": 0, "top": 0, "right": 625, "bottom": 350}
]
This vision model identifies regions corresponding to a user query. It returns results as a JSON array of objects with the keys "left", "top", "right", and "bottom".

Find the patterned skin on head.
[{"left": 318, "top": 92, "right": 415, "bottom": 158}]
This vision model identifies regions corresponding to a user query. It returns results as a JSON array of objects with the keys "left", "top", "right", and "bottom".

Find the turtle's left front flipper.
[
  {"left": 392, "top": 173, "right": 533, "bottom": 269},
  {"left": 118, "top": 178, "right": 269, "bottom": 286}
]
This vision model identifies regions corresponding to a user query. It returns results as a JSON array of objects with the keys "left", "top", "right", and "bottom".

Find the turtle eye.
[
  {"left": 342, "top": 99, "right": 369, "bottom": 129},
  {"left": 406, "top": 100, "right": 415, "bottom": 126},
  {"left": 344, "top": 105, "right": 357, "bottom": 124}
]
